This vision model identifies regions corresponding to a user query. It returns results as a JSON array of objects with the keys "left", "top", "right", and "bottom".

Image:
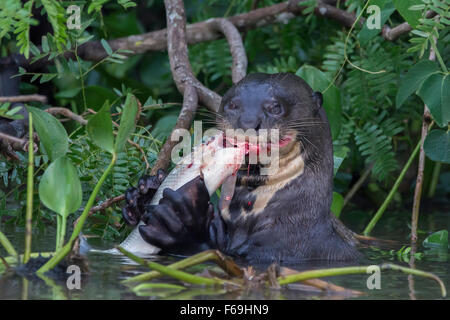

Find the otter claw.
[{"left": 122, "top": 170, "right": 167, "bottom": 226}]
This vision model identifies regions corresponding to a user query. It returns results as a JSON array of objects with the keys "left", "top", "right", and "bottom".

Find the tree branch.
[
  {"left": 46, "top": 107, "right": 87, "bottom": 125},
  {"left": 208, "top": 18, "right": 248, "bottom": 83},
  {"left": 10, "top": 0, "right": 425, "bottom": 74},
  {"left": 410, "top": 40, "right": 436, "bottom": 247},
  {"left": 0, "top": 94, "right": 47, "bottom": 104}
]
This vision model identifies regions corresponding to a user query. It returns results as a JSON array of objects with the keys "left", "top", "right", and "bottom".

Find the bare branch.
[
  {"left": 46, "top": 107, "right": 88, "bottom": 125},
  {"left": 164, "top": 0, "right": 220, "bottom": 112},
  {"left": 410, "top": 39, "right": 436, "bottom": 247},
  {"left": 0, "top": 131, "right": 36, "bottom": 152},
  {"left": 208, "top": 18, "right": 248, "bottom": 83},
  {"left": 12, "top": 0, "right": 424, "bottom": 73},
  {"left": 383, "top": 11, "right": 437, "bottom": 41},
  {"left": 0, "top": 94, "right": 47, "bottom": 104}
]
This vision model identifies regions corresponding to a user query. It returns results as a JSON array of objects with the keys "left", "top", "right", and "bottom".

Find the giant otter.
[{"left": 122, "top": 73, "right": 361, "bottom": 263}]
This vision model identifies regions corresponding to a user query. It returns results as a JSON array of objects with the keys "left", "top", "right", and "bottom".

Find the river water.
[{"left": 0, "top": 210, "right": 448, "bottom": 300}]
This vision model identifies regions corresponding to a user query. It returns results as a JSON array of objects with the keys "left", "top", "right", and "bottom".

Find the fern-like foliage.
[
  {"left": 322, "top": 31, "right": 354, "bottom": 80},
  {"left": 39, "top": 0, "right": 68, "bottom": 50},
  {"left": 0, "top": 0, "right": 37, "bottom": 58},
  {"left": 354, "top": 112, "right": 404, "bottom": 181},
  {"left": 190, "top": 39, "right": 233, "bottom": 86},
  {"left": 408, "top": 0, "right": 450, "bottom": 58}
]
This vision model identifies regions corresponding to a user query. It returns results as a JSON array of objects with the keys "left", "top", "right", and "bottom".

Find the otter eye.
[
  {"left": 267, "top": 103, "right": 282, "bottom": 115},
  {"left": 227, "top": 101, "right": 238, "bottom": 111}
]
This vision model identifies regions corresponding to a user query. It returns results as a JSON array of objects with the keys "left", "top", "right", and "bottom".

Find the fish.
[{"left": 91, "top": 132, "right": 246, "bottom": 256}]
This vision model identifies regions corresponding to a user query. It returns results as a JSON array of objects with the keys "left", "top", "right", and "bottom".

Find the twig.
[
  {"left": 0, "top": 132, "right": 29, "bottom": 151},
  {"left": 410, "top": 41, "right": 436, "bottom": 246},
  {"left": 342, "top": 163, "right": 374, "bottom": 209},
  {"left": 0, "top": 94, "right": 47, "bottom": 104},
  {"left": 45, "top": 107, "right": 87, "bottom": 125},
  {"left": 73, "top": 194, "right": 125, "bottom": 228},
  {"left": 363, "top": 140, "right": 421, "bottom": 236},
  {"left": 382, "top": 11, "right": 437, "bottom": 41}
]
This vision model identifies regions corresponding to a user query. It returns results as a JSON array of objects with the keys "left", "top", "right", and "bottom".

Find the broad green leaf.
[
  {"left": 75, "top": 86, "right": 118, "bottom": 112},
  {"left": 331, "top": 192, "right": 344, "bottom": 218},
  {"left": 87, "top": 102, "right": 114, "bottom": 154},
  {"left": 393, "top": 0, "right": 422, "bottom": 28},
  {"left": 114, "top": 93, "right": 138, "bottom": 153},
  {"left": 39, "top": 156, "right": 82, "bottom": 217},
  {"left": 295, "top": 65, "right": 342, "bottom": 139},
  {"left": 441, "top": 75, "right": 450, "bottom": 124},
  {"left": 423, "top": 129, "right": 450, "bottom": 164},
  {"left": 423, "top": 230, "right": 449, "bottom": 249},
  {"left": 417, "top": 73, "right": 449, "bottom": 127},
  {"left": 333, "top": 145, "right": 350, "bottom": 175},
  {"left": 396, "top": 60, "right": 440, "bottom": 109},
  {"left": 27, "top": 107, "right": 68, "bottom": 161},
  {"left": 55, "top": 87, "right": 81, "bottom": 99},
  {"left": 358, "top": 0, "right": 396, "bottom": 45}
]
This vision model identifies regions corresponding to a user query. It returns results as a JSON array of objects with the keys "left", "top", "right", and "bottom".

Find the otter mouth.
[
  {"left": 223, "top": 132, "right": 295, "bottom": 155},
  {"left": 221, "top": 132, "right": 296, "bottom": 175}
]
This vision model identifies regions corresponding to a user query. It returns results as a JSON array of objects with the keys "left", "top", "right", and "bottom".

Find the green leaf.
[
  {"left": 358, "top": 0, "right": 396, "bottom": 45},
  {"left": 423, "top": 230, "right": 449, "bottom": 249},
  {"left": 333, "top": 145, "right": 349, "bottom": 175},
  {"left": 101, "top": 39, "right": 113, "bottom": 56},
  {"left": 75, "top": 86, "right": 118, "bottom": 112},
  {"left": 27, "top": 107, "right": 68, "bottom": 161},
  {"left": 114, "top": 94, "right": 138, "bottom": 153},
  {"left": 55, "top": 87, "right": 81, "bottom": 99},
  {"left": 39, "top": 156, "right": 82, "bottom": 217},
  {"left": 295, "top": 65, "right": 342, "bottom": 139},
  {"left": 423, "top": 129, "right": 450, "bottom": 164},
  {"left": 39, "top": 73, "right": 57, "bottom": 84},
  {"left": 331, "top": 192, "right": 344, "bottom": 218},
  {"left": 396, "top": 60, "right": 440, "bottom": 109},
  {"left": 417, "top": 74, "right": 449, "bottom": 127},
  {"left": 393, "top": 0, "right": 422, "bottom": 28},
  {"left": 87, "top": 102, "right": 114, "bottom": 154}
]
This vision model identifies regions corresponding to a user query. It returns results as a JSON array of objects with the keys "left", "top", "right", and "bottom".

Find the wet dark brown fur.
[{"left": 125, "top": 72, "right": 361, "bottom": 263}]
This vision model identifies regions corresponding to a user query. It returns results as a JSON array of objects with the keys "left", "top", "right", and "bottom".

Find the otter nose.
[{"left": 238, "top": 115, "right": 261, "bottom": 130}]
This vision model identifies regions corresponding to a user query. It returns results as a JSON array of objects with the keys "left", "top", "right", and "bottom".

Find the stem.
[
  {"left": 427, "top": 162, "right": 441, "bottom": 198},
  {"left": 363, "top": 140, "right": 421, "bottom": 236},
  {"left": 24, "top": 112, "right": 34, "bottom": 264},
  {"left": 429, "top": 39, "right": 448, "bottom": 73},
  {"left": 118, "top": 246, "right": 233, "bottom": 286},
  {"left": 60, "top": 215, "right": 67, "bottom": 249},
  {"left": 0, "top": 230, "right": 18, "bottom": 258},
  {"left": 122, "top": 250, "right": 242, "bottom": 284},
  {"left": 277, "top": 263, "right": 446, "bottom": 298},
  {"left": 55, "top": 215, "right": 61, "bottom": 250},
  {"left": 37, "top": 153, "right": 117, "bottom": 274}
]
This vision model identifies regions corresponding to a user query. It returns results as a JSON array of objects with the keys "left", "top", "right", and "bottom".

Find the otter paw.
[
  {"left": 138, "top": 176, "right": 214, "bottom": 254},
  {"left": 121, "top": 169, "right": 166, "bottom": 226}
]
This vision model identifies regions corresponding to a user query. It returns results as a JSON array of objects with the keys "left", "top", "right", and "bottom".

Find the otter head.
[{"left": 216, "top": 73, "right": 332, "bottom": 186}]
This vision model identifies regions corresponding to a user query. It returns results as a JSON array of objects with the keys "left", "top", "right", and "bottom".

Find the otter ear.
[{"left": 312, "top": 91, "right": 323, "bottom": 110}]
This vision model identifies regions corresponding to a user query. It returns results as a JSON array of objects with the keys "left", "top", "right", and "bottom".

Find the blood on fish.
[
  {"left": 225, "top": 196, "right": 231, "bottom": 201},
  {"left": 187, "top": 163, "right": 193, "bottom": 168}
]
